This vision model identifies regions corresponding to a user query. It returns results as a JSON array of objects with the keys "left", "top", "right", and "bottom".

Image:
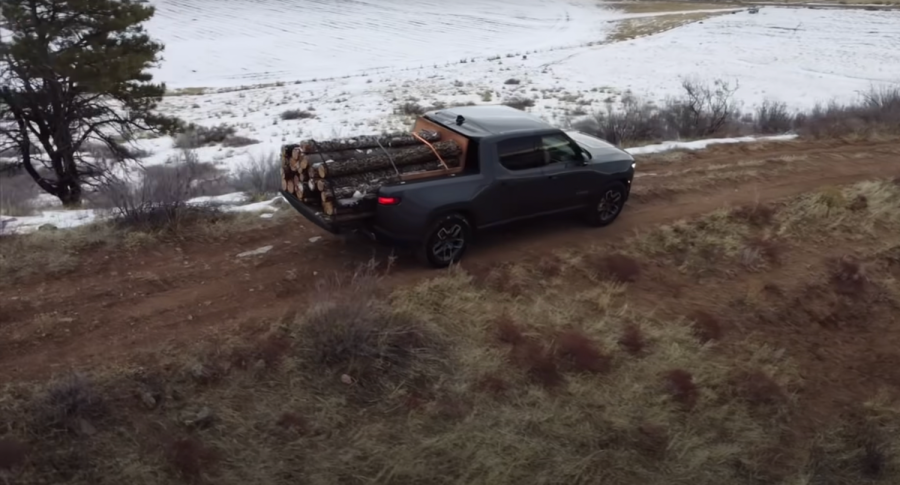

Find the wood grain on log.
[{"left": 300, "top": 129, "right": 441, "bottom": 154}]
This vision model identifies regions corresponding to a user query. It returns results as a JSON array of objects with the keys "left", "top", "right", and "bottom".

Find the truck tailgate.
[{"left": 280, "top": 190, "right": 372, "bottom": 235}]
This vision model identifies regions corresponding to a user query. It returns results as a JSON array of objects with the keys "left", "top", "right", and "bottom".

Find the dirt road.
[{"left": 2, "top": 138, "right": 899, "bottom": 382}]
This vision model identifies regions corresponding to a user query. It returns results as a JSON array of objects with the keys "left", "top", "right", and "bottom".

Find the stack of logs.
[{"left": 281, "top": 129, "right": 462, "bottom": 217}]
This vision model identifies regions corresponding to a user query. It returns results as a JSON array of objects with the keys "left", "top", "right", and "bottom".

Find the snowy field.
[
  {"left": 141, "top": 4, "right": 900, "bottom": 169},
  {"left": 3, "top": 1, "right": 900, "bottom": 232}
]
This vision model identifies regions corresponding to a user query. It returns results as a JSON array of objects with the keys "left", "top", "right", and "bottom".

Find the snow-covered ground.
[
  {"left": 3, "top": 2, "right": 899, "bottom": 226},
  {"left": 136, "top": 4, "right": 900, "bottom": 176}
]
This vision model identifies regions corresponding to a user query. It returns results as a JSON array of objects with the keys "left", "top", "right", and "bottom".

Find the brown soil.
[{"left": 1, "top": 137, "right": 900, "bottom": 384}]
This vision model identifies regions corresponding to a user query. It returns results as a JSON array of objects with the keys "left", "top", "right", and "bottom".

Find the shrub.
[
  {"left": 503, "top": 97, "right": 535, "bottom": 110},
  {"left": 662, "top": 78, "right": 741, "bottom": 138},
  {"left": 173, "top": 123, "right": 236, "bottom": 149},
  {"left": 231, "top": 151, "right": 281, "bottom": 199},
  {"left": 795, "top": 86, "right": 900, "bottom": 138},
  {"left": 96, "top": 149, "right": 223, "bottom": 231},
  {"left": 221, "top": 135, "right": 260, "bottom": 148},
  {"left": 396, "top": 101, "right": 425, "bottom": 116},
  {"left": 280, "top": 109, "right": 314, "bottom": 121},
  {"left": 754, "top": 99, "right": 794, "bottom": 134},
  {"left": 573, "top": 93, "right": 668, "bottom": 146},
  {"left": 0, "top": 172, "right": 40, "bottom": 216}
]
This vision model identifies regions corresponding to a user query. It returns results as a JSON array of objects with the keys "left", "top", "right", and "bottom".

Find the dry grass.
[
  {"left": 0, "top": 212, "right": 277, "bottom": 285},
  {"left": 627, "top": 179, "right": 900, "bottom": 275},
  {"left": 3, "top": 180, "right": 900, "bottom": 484},
  {"left": 604, "top": 1, "right": 731, "bottom": 14},
  {"left": 608, "top": 12, "right": 727, "bottom": 42},
  {"left": 0, "top": 265, "right": 803, "bottom": 484}
]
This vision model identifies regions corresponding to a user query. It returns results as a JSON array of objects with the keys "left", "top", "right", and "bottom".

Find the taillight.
[{"left": 377, "top": 196, "right": 400, "bottom": 205}]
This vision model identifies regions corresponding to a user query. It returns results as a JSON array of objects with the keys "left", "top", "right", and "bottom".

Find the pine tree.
[{"left": 0, "top": 0, "right": 179, "bottom": 206}]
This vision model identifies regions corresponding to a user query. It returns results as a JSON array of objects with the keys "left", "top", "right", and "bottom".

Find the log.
[
  {"left": 281, "top": 178, "right": 287, "bottom": 191},
  {"left": 318, "top": 141, "right": 460, "bottom": 178},
  {"left": 287, "top": 180, "right": 294, "bottom": 194},
  {"left": 322, "top": 159, "right": 449, "bottom": 191},
  {"left": 321, "top": 182, "right": 380, "bottom": 202},
  {"left": 300, "top": 129, "right": 441, "bottom": 154}
]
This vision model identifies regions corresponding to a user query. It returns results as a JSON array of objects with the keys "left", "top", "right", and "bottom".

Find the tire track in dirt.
[{"left": 1, "top": 141, "right": 899, "bottom": 382}]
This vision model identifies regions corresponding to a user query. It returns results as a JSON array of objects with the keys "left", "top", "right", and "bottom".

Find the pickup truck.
[{"left": 281, "top": 105, "right": 636, "bottom": 268}]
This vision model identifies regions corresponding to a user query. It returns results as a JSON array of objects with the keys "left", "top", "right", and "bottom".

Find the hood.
[{"left": 565, "top": 130, "right": 634, "bottom": 163}]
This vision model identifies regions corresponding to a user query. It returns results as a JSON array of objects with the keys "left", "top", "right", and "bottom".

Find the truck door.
[
  {"left": 538, "top": 132, "right": 604, "bottom": 212},
  {"left": 476, "top": 135, "right": 546, "bottom": 225}
]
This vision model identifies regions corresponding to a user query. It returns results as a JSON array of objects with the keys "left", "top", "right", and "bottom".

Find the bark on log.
[
  {"left": 321, "top": 183, "right": 381, "bottom": 202},
  {"left": 318, "top": 141, "right": 460, "bottom": 178},
  {"left": 323, "top": 159, "right": 449, "bottom": 190},
  {"left": 300, "top": 129, "right": 441, "bottom": 154}
]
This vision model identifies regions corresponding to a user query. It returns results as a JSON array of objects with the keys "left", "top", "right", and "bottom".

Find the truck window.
[
  {"left": 497, "top": 136, "right": 543, "bottom": 171},
  {"left": 540, "top": 133, "right": 582, "bottom": 165}
]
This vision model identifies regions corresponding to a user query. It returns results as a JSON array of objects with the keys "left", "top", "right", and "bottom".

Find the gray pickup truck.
[{"left": 281, "top": 105, "right": 636, "bottom": 268}]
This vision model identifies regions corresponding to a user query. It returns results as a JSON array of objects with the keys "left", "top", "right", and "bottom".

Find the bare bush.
[
  {"left": 574, "top": 93, "right": 669, "bottom": 146},
  {"left": 396, "top": 101, "right": 426, "bottom": 116},
  {"left": 503, "top": 97, "right": 536, "bottom": 110},
  {"left": 32, "top": 373, "right": 107, "bottom": 434},
  {"left": 231, "top": 151, "right": 281, "bottom": 199},
  {"left": 173, "top": 123, "right": 237, "bottom": 149},
  {"left": 795, "top": 86, "right": 900, "bottom": 138},
  {"left": 754, "top": 100, "right": 794, "bottom": 134},
  {"left": 280, "top": 109, "right": 314, "bottom": 121},
  {"left": 97, "top": 149, "right": 222, "bottom": 230},
  {"left": 0, "top": 172, "right": 41, "bottom": 216},
  {"left": 221, "top": 136, "right": 260, "bottom": 148},
  {"left": 663, "top": 78, "right": 741, "bottom": 138}
]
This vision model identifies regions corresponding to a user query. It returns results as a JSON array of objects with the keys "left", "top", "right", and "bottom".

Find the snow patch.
[{"left": 625, "top": 134, "right": 799, "bottom": 155}]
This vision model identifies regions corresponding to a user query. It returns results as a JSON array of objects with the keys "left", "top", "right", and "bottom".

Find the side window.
[
  {"left": 497, "top": 136, "right": 543, "bottom": 171},
  {"left": 540, "top": 133, "right": 581, "bottom": 165}
]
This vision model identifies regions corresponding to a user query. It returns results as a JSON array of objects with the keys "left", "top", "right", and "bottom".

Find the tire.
[
  {"left": 585, "top": 182, "right": 628, "bottom": 227},
  {"left": 418, "top": 213, "right": 472, "bottom": 268}
]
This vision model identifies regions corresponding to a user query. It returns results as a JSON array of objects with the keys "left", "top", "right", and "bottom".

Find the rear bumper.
[
  {"left": 280, "top": 190, "right": 343, "bottom": 235},
  {"left": 280, "top": 190, "right": 419, "bottom": 245}
]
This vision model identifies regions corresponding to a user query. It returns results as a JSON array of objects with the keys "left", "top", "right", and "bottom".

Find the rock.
[
  {"left": 138, "top": 390, "right": 157, "bottom": 409},
  {"left": 308, "top": 236, "right": 322, "bottom": 243},
  {"left": 38, "top": 223, "right": 58, "bottom": 231},
  {"left": 237, "top": 245, "right": 273, "bottom": 258},
  {"left": 182, "top": 407, "right": 215, "bottom": 429}
]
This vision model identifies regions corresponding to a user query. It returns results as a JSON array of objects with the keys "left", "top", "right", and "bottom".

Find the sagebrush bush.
[
  {"left": 231, "top": 152, "right": 281, "bottom": 199},
  {"left": 504, "top": 97, "right": 536, "bottom": 110},
  {"left": 96, "top": 149, "right": 223, "bottom": 231},
  {"left": 280, "top": 109, "right": 314, "bottom": 121},
  {"left": 0, "top": 172, "right": 40, "bottom": 216},
  {"left": 173, "top": 123, "right": 237, "bottom": 149}
]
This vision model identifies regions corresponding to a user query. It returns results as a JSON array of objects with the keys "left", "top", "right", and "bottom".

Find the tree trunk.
[
  {"left": 319, "top": 141, "right": 460, "bottom": 178},
  {"left": 300, "top": 129, "right": 441, "bottom": 154}
]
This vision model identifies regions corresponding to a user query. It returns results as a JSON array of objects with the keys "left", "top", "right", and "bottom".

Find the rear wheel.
[
  {"left": 419, "top": 213, "right": 471, "bottom": 268},
  {"left": 586, "top": 182, "right": 627, "bottom": 227}
]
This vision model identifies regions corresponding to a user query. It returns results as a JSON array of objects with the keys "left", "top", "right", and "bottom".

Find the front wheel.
[
  {"left": 419, "top": 213, "right": 472, "bottom": 268},
  {"left": 585, "top": 182, "right": 628, "bottom": 227}
]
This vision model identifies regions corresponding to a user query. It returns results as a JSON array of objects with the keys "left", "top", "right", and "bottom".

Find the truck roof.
[{"left": 423, "top": 105, "right": 555, "bottom": 138}]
